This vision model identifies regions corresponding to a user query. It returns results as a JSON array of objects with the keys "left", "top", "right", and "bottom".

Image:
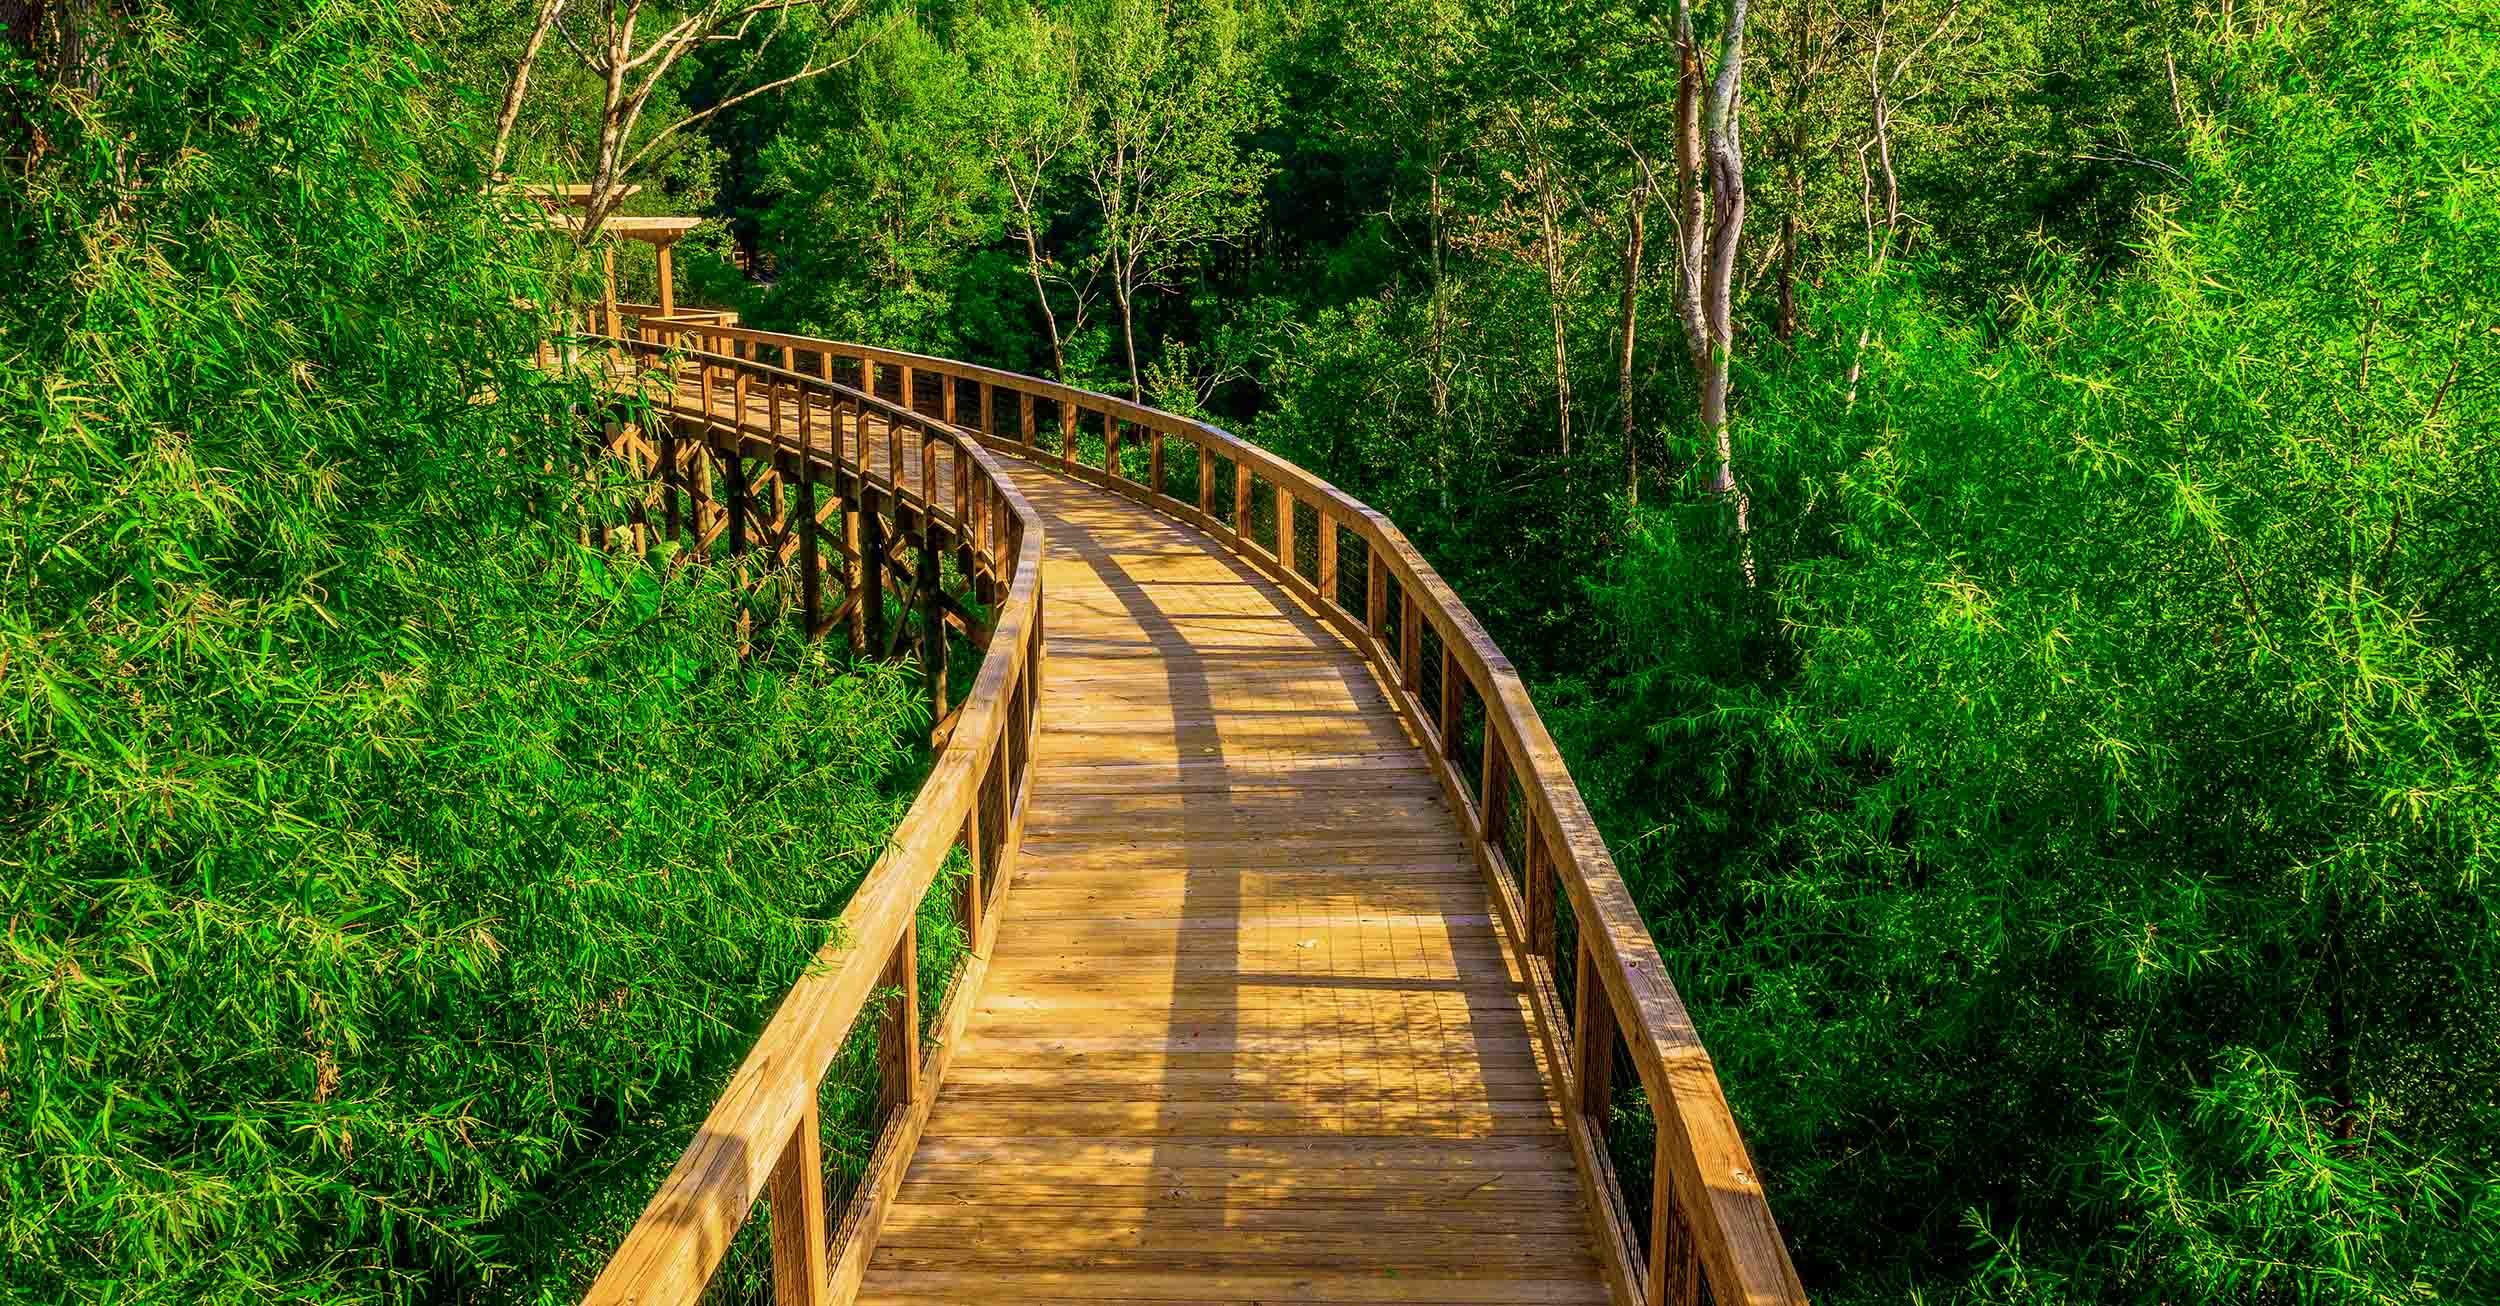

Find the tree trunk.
[
  {"left": 1116, "top": 278, "right": 1142, "bottom": 400},
  {"left": 1617, "top": 186, "right": 1647, "bottom": 504},
  {"left": 487, "top": 0, "right": 568, "bottom": 182},
  {"left": 1021, "top": 224, "right": 1070, "bottom": 380}
]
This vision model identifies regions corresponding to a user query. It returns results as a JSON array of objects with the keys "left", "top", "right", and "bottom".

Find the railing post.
[
  {"left": 881, "top": 921, "right": 921, "bottom": 1108},
  {"left": 1149, "top": 428, "right": 1165, "bottom": 497},
  {"left": 1571, "top": 937, "right": 1617, "bottom": 1119},
  {"left": 845, "top": 474, "right": 867, "bottom": 654},
  {"left": 1317, "top": 517, "right": 1338, "bottom": 607},
  {"left": 1527, "top": 832, "right": 1557, "bottom": 960},
  {"left": 960, "top": 796, "right": 987, "bottom": 956},
  {"left": 1399, "top": 594, "right": 1421, "bottom": 692},
  {"left": 979, "top": 382, "right": 993, "bottom": 436},
  {"left": 1478, "top": 731, "right": 1508, "bottom": 852},
  {"left": 1233, "top": 459, "right": 1252, "bottom": 539},
  {"left": 921, "top": 518, "right": 946, "bottom": 726},
  {"left": 1197, "top": 441, "right": 1216, "bottom": 521},
  {"left": 1648, "top": 1155, "right": 1698, "bottom": 1306},
  {"left": 942, "top": 373, "right": 957, "bottom": 426},
  {"left": 766, "top": 1096, "right": 830, "bottom": 1306},
  {"left": 1020, "top": 393, "right": 1036, "bottom": 448},
  {"left": 1367, "top": 550, "right": 1387, "bottom": 639},
  {"left": 1438, "top": 647, "right": 1461, "bottom": 758},
  {"left": 799, "top": 473, "right": 824, "bottom": 639},
  {"left": 1061, "top": 404, "right": 1077, "bottom": 474},
  {"left": 862, "top": 488, "right": 888, "bottom": 654},
  {"left": 1105, "top": 415, "right": 1122, "bottom": 481},
  {"left": 899, "top": 362, "right": 916, "bottom": 416},
  {"left": 1278, "top": 493, "right": 1296, "bottom": 574}
]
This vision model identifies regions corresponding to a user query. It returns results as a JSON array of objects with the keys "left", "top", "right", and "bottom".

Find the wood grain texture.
[
  {"left": 578, "top": 321, "right": 1807, "bottom": 1306},
  {"left": 854, "top": 470, "right": 1605, "bottom": 1304}
]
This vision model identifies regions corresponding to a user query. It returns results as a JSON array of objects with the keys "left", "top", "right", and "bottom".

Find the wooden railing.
[
  {"left": 626, "top": 319, "right": 1809, "bottom": 1306},
  {"left": 574, "top": 328, "right": 1046, "bottom": 1306}
]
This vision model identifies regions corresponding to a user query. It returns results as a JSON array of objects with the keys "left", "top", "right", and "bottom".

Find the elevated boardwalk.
[
  {"left": 573, "top": 314, "right": 1805, "bottom": 1306},
  {"left": 861, "top": 471, "right": 1601, "bottom": 1301}
]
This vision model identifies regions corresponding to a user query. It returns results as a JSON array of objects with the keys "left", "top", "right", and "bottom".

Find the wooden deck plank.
[{"left": 861, "top": 468, "right": 1603, "bottom": 1300}]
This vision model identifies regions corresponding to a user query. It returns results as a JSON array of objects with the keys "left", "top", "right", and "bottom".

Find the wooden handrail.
[
  {"left": 625, "top": 319, "right": 1808, "bottom": 1306},
  {"left": 575, "top": 330, "right": 1046, "bottom": 1306}
]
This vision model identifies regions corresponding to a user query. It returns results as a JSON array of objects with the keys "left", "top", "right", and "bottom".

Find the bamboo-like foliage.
[{"left": 1, "top": 7, "right": 928, "bottom": 1302}]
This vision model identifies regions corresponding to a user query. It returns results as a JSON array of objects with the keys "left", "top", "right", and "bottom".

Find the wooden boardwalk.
[
  {"left": 581, "top": 324, "right": 1805, "bottom": 1306},
  {"left": 857, "top": 470, "right": 1606, "bottom": 1302}
]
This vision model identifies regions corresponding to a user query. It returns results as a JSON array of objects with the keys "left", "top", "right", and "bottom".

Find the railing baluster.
[
  {"left": 1572, "top": 937, "right": 1618, "bottom": 1121},
  {"left": 881, "top": 921, "right": 921, "bottom": 1107},
  {"left": 921, "top": 510, "right": 946, "bottom": 725},
  {"left": 1198, "top": 440, "right": 1216, "bottom": 521},
  {"left": 1478, "top": 729, "right": 1508, "bottom": 853},
  {"left": 765, "top": 1097, "right": 829, "bottom": 1306},
  {"left": 1317, "top": 516, "right": 1338, "bottom": 607},
  {"left": 1233, "top": 459, "right": 1252, "bottom": 540},
  {"left": 1105, "top": 414, "right": 1122, "bottom": 481},
  {"left": 1061, "top": 403, "right": 1076, "bottom": 473},
  {"left": 1278, "top": 493, "right": 1296, "bottom": 575},
  {"left": 1399, "top": 593, "right": 1421, "bottom": 693},
  {"left": 1439, "top": 646, "right": 1462, "bottom": 763},
  {"left": 1149, "top": 427, "right": 1165, "bottom": 498}
]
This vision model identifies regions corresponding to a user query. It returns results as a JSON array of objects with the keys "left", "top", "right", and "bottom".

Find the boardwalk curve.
[{"left": 572, "top": 311, "right": 1807, "bottom": 1306}]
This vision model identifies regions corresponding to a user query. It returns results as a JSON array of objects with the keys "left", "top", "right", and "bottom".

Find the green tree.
[{"left": 1072, "top": 0, "right": 1273, "bottom": 397}]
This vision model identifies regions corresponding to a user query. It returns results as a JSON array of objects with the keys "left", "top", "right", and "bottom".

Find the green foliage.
[
  {"left": 0, "top": 5, "right": 923, "bottom": 1301},
  {"left": 1555, "top": 8, "right": 2500, "bottom": 1300}
]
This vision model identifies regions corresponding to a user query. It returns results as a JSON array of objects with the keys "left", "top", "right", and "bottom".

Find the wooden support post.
[
  {"left": 659, "top": 423, "right": 682, "bottom": 544},
  {"left": 799, "top": 475, "right": 823, "bottom": 638},
  {"left": 898, "top": 362, "right": 915, "bottom": 417},
  {"left": 1149, "top": 429, "right": 1165, "bottom": 498},
  {"left": 1478, "top": 732, "right": 1508, "bottom": 852},
  {"left": 1105, "top": 417, "right": 1123, "bottom": 481},
  {"left": 765, "top": 1096, "right": 829, "bottom": 1306},
  {"left": 921, "top": 524, "right": 946, "bottom": 725},
  {"left": 1061, "top": 405, "right": 1076, "bottom": 473},
  {"left": 959, "top": 799, "right": 987, "bottom": 956},
  {"left": 1367, "top": 550, "right": 1388, "bottom": 640},
  {"left": 979, "top": 382, "right": 993, "bottom": 436},
  {"left": 860, "top": 352, "right": 876, "bottom": 399},
  {"left": 1647, "top": 1155, "right": 1693, "bottom": 1306},
  {"left": 1198, "top": 442, "right": 1216, "bottom": 520},
  {"left": 862, "top": 489, "right": 888, "bottom": 655},
  {"left": 1234, "top": 460, "right": 1253, "bottom": 539},
  {"left": 1317, "top": 517, "right": 1339, "bottom": 607},
  {"left": 845, "top": 490, "right": 867, "bottom": 654},
  {"left": 1400, "top": 594, "right": 1421, "bottom": 692},
  {"left": 1527, "top": 833, "right": 1558, "bottom": 960},
  {"left": 941, "top": 374, "right": 957, "bottom": 426},
  {"left": 725, "top": 429, "right": 749, "bottom": 557},
  {"left": 1572, "top": 939, "right": 1617, "bottom": 1117},
  {"left": 1439, "top": 647, "right": 1462, "bottom": 758},
  {"left": 880, "top": 922, "right": 921, "bottom": 1108},
  {"left": 1020, "top": 393, "right": 1035, "bottom": 447},
  {"left": 655, "top": 240, "right": 676, "bottom": 319},
  {"left": 1278, "top": 494, "right": 1296, "bottom": 575},
  {"left": 691, "top": 440, "right": 715, "bottom": 563}
]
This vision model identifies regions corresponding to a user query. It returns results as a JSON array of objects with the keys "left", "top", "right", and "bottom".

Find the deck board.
[{"left": 856, "top": 469, "right": 1603, "bottom": 1303}]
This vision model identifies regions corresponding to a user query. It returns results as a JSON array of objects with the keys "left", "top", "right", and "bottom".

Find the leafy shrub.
[
  {"left": 1, "top": 6, "right": 923, "bottom": 1301},
  {"left": 1555, "top": 9, "right": 2500, "bottom": 1301}
]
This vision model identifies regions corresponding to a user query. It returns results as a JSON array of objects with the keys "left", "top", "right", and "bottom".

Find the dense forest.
[{"left": 5, "top": 0, "right": 2496, "bottom": 1303}]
